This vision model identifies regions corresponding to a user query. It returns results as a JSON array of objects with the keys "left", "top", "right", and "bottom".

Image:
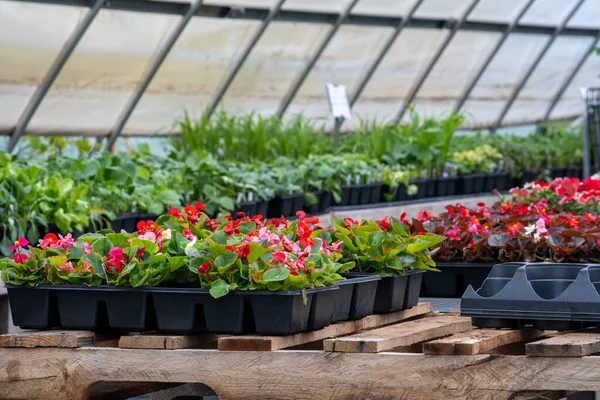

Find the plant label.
[{"left": 326, "top": 83, "right": 352, "bottom": 120}]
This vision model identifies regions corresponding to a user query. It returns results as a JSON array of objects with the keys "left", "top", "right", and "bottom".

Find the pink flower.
[
  {"left": 12, "top": 253, "right": 28, "bottom": 264},
  {"left": 329, "top": 241, "right": 342, "bottom": 252},
  {"left": 535, "top": 218, "right": 548, "bottom": 234},
  {"left": 82, "top": 261, "right": 93, "bottom": 273},
  {"left": 8, "top": 237, "right": 29, "bottom": 251},
  {"left": 105, "top": 247, "right": 127, "bottom": 273},
  {"left": 58, "top": 233, "right": 75, "bottom": 250},
  {"left": 82, "top": 241, "right": 93, "bottom": 255},
  {"left": 139, "top": 232, "right": 157, "bottom": 242},
  {"left": 315, "top": 238, "right": 330, "bottom": 256},
  {"left": 58, "top": 261, "right": 74, "bottom": 273},
  {"left": 447, "top": 229, "right": 457, "bottom": 237}
]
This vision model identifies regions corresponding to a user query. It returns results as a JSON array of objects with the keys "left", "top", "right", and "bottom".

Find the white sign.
[{"left": 326, "top": 83, "right": 352, "bottom": 120}]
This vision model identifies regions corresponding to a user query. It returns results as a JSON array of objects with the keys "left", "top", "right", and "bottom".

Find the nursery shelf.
[{"left": 3, "top": 306, "right": 600, "bottom": 400}]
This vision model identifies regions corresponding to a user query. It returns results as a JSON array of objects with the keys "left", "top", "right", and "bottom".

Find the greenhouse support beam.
[
  {"left": 454, "top": 0, "right": 536, "bottom": 114},
  {"left": 491, "top": 0, "right": 586, "bottom": 133},
  {"left": 276, "top": 0, "right": 360, "bottom": 118},
  {"left": 331, "top": 0, "right": 425, "bottom": 137},
  {"left": 5, "top": 0, "right": 104, "bottom": 153},
  {"left": 105, "top": 0, "right": 204, "bottom": 151},
  {"left": 542, "top": 35, "right": 600, "bottom": 124},
  {"left": 205, "top": 0, "right": 286, "bottom": 119},
  {"left": 394, "top": 0, "right": 481, "bottom": 124}
]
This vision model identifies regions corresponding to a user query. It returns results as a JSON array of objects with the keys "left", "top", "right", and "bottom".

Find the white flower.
[
  {"left": 524, "top": 224, "right": 535, "bottom": 236},
  {"left": 533, "top": 233, "right": 542, "bottom": 243},
  {"left": 185, "top": 237, "right": 200, "bottom": 257},
  {"left": 161, "top": 229, "right": 172, "bottom": 241}
]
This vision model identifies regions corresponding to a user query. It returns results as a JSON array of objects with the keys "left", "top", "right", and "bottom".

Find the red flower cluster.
[
  {"left": 105, "top": 247, "right": 128, "bottom": 273},
  {"left": 137, "top": 220, "right": 161, "bottom": 236}
]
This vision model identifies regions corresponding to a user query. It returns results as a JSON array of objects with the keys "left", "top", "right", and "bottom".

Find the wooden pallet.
[{"left": 4, "top": 305, "right": 600, "bottom": 357}]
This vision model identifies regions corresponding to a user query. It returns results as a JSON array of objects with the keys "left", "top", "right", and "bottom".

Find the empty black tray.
[{"left": 461, "top": 262, "right": 600, "bottom": 330}]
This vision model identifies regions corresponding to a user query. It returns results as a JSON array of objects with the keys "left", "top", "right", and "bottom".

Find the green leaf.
[
  {"left": 262, "top": 267, "right": 290, "bottom": 282},
  {"left": 159, "top": 189, "right": 180, "bottom": 206},
  {"left": 214, "top": 252, "right": 238, "bottom": 268},
  {"left": 92, "top": 237, "right": 114, "bottom": 257},
  {"left": 131, "top": 238, "right": 159, "bottom": 255},
  {"left": 218, "top": 197, "right": 235, "bottom": 211},
  {"left": 106, "top": 233, "right": 130, "bottom": 248},
  {"left": 47, "top": 255, "right": 67, "bottom": 267},
  {"left": 68, "top": 243, "right": 84, "bottom": 260},
  {"left": 168, "top": 256, "right": 186, "bottom": 272},
  {"left": 82, "top": 253, "right": 103, "bottom": 276},
  {"left": 369, "top": 231, "right": 384, "bottom": 246},
  {"left": 209, "top": 279, "right": 230, "bottom": 298},
  {"left": 247, "top": 243, "right": 267, "bottom": 264}
]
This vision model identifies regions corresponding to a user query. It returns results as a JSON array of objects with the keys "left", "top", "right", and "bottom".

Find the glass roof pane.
[
  {"left": 219, "top": 21, "right": 330, "bottom": 116},
  {"left": 550, "top": 52, "right": 600, "bottom": 121},
  {"left": 412, "top": 31, "right": 502, "bottom": 127},
  {"left": 282, "top": 0, "right": 352, "bottom": 14},
  {"left": 27, "top": 9, "right": 180, "bottom": 136},
  {"left": 349, "top": 28, "right": 448, "bottom": 129},
  {"left": 460, "top": 33, "right": 549, "bottom": 128},
  {"left": 567, "top": 0, "right": 600, "bottom": 29},
  {"left": 467, "top": 0, "right": 528, "bottom": 24},
  {"left": 353, "top": 0, "right": 420, "bottom": 17},
  {"left": 504, "top": 36, "right": 594, "bottom": 124},
  {"left": 124, "top": 18, "right": 260, "bottom": 135},
  {"left": 203, "top": 0, "right": 275, "bottom": 7},
  {"left": 413, "top": 0, "right": 472, "bottom": 20},
  {"left": 519, "top": 0, "right": 579, "bottom": 27},
  {"left": 284, "top": 25, "right": 393, "bottom": 124},
  {"left": 0, "top": 2, "right": 85, "bottom": 133}
]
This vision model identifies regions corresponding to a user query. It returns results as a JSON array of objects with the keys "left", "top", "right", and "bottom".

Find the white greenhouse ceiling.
[{"left": 1, "top": 0, "right": 600, "bottom": 150}]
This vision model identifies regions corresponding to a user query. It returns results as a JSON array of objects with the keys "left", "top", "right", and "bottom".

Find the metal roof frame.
[{"left": 3, "top": 0, "right": 600, "bottom": 150}]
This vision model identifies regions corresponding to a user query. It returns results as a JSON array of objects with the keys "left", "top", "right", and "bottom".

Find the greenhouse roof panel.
[{"left": 1, "top": 0, "right": 600, "bottom": 147}]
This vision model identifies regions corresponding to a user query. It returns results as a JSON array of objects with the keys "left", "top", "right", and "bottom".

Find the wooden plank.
[
  {"left": 0, "top": 330, "right": 94, "bottom": 348},
  {"left": 423, "top": 328, "right": 544, "bottom": 355},
  {"left": 118, "top": 333, "right": 218, "bottom": 350},
  {"left": 218, "top": 302, "right": 431, "bottom": 351},
  {"left": 526, "top": 330, "right": 600, "bottom": 357},
  {"left": 4, "top": 347, "right": 600, "bottom": 400},
  {"left": 323, "top": 315, "right": 472, "bottom": 353}
]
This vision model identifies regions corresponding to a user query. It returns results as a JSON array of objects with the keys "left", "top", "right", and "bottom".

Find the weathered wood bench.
[{"left": 2, "top": 302, "right": 599, "bottom": 400}]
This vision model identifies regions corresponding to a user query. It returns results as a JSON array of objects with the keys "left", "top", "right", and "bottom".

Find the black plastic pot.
[
  {"left": 331, "top": 273, "right": 380, "bottom": 322},
  {"left": 303, "top": 191, "right": 333, "bottom": 215},
  {"left": 567, "top": 166, "right": 583, "bottom": 179},
  {"left": 373, "top": 274, "right": 409, "bottom": 314},
  {"left": 307, "top": 286, "right": 339, "bottom": 331},
  {"left": 435, "top": 177, "right": 448, "bottom": 197},
  {"left": 256, "top": 200, "right": 269, "bottom": 217},
  {"left": 370, "top": 183, "right": 383, "bottom": 204},
  {"left": 268, "top": 193, "right": 305, "bottom": 218},
  {"left": 52, "top": 286, "right": 155, "bottom": 331},
  {"left": 522, "top": 170, "right": 540, "bottom": 183},
  {"left": 421, "top": 262, "right": 497, "bottom": 298},
  {"left": 248, "top": 290, "right": 314, "bottom": 335},
  {"left": 461, "top": 262, "right": 600, "bottom": 329},
  {"left": 320, "top": 191, "right": 333, "bottom": 213},
  {"left": 404, "top": 270, "right": 425, "bottom": 309},
  {"left": 137, "top": 213, "right": 160, "bottom": 224},
  {"left": 550, "top": 167, "right": 567, "bottom": 179},
  {"left": 112, "top": 213, "right": 139, "bottom": 233},
  {"left": 457, "top": 173, "right": 486, "bottom": 195},
  {"left": 411, "top": 179, "right": 429, "bottom": 199},
  {"left": 359, "top": 184, "right": 372, "bottom": 205},
  {"left": 152, "top": 288, "right": 249, "bottom": 333},
  {"left": 445, "top": 176, "right": 458, "bottom": 196},
  {"left": 495, "top": 172, "right": 509, "bottom": 192},
  {"left": 234, "top": 201, "right": 258, "bottom": 218},
  {"left": 5, "top": 285, "right": 60, "bottom": 329}
]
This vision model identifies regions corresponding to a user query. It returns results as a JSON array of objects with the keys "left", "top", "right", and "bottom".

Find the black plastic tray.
[
  {"left": 332, "top": 273, "right": 380, "bottom": 322},
  {"left": 421, "top": 263, "right": 495, "bottom": 298},
  {"left": 461, "top": 262, "right": 600, "bottom": 330},
  {"left": 372, "top": 271, "right": 426, "bottom": 314}
]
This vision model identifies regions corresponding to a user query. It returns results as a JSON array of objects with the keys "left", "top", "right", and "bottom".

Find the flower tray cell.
[
  {"left": 307, "top": 285, "right": 339, "bottom": 331},
  {"left": 234, "top": 201, "right": 258, "bottom": 218},
  {"left": 445, "top": 176, "right": 458, "bottom": 196},
  {"left": 332, "top": 273, "right": 381, "bottom": 322},
  {"left": 484, "top": 172, "right": 506, "bottom": 193},
  {"left": 268, "top": 193, "right": 304, "bottom": 218},
  {"left": 426, "top": 178, "right": 436, "bottom": 198},
  {"left": 370, "top": 183, "right": 383, "bottom": 204},
  {"left": 421, "top": 263, "right": 499, "bottom": 298},
  {"left": 5, "top": 285, "right": 60, "bottom": 329},
  {"left": 111, "top": 213, "right": 139, "bottom": 233},
  {"left": 256, "top": 200, "right": 269, "bottom": 218},
  {"left": 152, "top": 288, "right": 249, "bottom": 334},
  {"left": 411, "top": 179, "right": 429, "bottom": 200},
  {"left": 461, "top": 262, "right": 600, "bottom": 330},
  {"left": 53, "top": 286, "right": 155, "bottom": 331},
  {"left": 373, "top": 274, "right": 409, "bottom": 314},
  {"left": 319, "top": 191, "right": 333, "bottom": 213},
  {"left": 248, "top": 290, "right": 315, "bottom": 335},
  {"left": 359, "top": 184, "right": 372, "bottom": 205},
  {"left": 435, "top": 177, "right": 448, "bottom": 197},
  {"left": 457, "top": 173, "right": 485, "bottom": 195},
  {"left": 404, "top": 270, "right": 425, "bottom": 309}
]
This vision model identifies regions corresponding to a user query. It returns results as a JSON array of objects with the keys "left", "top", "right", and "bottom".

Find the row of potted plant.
[{"left": 0, "top": 204, "right": 444, "bottom": 334}]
